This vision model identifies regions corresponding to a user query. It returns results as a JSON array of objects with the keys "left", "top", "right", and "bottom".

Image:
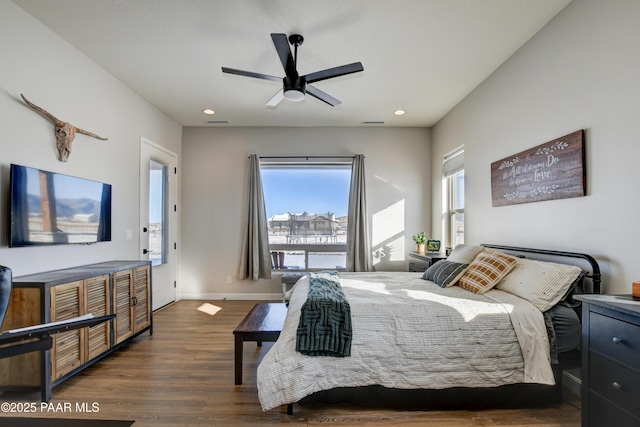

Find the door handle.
[{"left": 143, "top": 249, "right": 149, "bottom": 254}]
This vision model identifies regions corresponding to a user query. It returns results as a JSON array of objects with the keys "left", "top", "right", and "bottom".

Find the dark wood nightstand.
[
  {"left": 408, "top": 251, "right": 447, "bottom": 272},
  {"left": 574, "top": 294, "right": 640, "bottom": 426}
]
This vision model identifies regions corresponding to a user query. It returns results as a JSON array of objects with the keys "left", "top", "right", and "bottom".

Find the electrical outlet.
[
  {"left": 226, "top": 276, "right": 232, "bottom": 284},
  {"left": 125, "top": 229, "right": 133, "bottom": 240}
]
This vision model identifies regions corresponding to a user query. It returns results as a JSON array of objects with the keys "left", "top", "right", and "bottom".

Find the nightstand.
[
  {"left": 408, "top": 251, "right": 447, "bottom": 272},
  {"left": 281, "top": 272, "right": 305, "bottom": 302},
  {"left": 574, "top": 294, "right": 640, "bottom": 427}
]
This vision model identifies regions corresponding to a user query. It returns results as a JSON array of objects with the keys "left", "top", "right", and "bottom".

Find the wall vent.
[
  {"left": 362, "top": 121, "right": 384, "bottom": 125},
  {"left": 204, "top": 120, "right": 230, "bottom": 125}
]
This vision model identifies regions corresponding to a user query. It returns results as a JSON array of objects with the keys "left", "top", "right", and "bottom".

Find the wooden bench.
[{"left": 233, "top": 302, "right": 287, "bottom": 385}]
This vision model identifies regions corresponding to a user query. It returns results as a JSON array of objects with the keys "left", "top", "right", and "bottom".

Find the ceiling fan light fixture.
[
  {"left": 221, "top": 33, "right": 364, "bottom": 107},
  {"left": 283, "top": 89, "right": 305, "bottom": 102}
]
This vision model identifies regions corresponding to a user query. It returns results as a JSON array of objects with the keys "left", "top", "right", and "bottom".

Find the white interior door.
[{"left": 140, "top": 137, "right": 178, "bottom": 310}]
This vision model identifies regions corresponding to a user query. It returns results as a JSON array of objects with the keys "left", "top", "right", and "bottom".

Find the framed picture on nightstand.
[{"left": 426, "top": 240, "right": 441, "bottom": 252}]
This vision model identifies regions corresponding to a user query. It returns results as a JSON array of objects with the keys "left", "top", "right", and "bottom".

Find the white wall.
[
  {"left": 431, "top": 0, "right": 640, "bottom": 294},
  {"left": 181, "top": 126, "right": 430, "bottom": 299},
  {"left": 0, "top": 2, "right": 182, "bottom": 276}
]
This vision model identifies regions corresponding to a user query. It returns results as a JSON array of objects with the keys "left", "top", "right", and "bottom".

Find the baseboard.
[
  {"left": 179, "top": 292, "right": 282, "bottom": 301},
  {"left": 563, "top": 368, "right": 581, "bottom": 397}
]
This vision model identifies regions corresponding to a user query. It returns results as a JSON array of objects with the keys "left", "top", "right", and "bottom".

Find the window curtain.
[
  {"left": 346, "top": 154, "right": 372, "bottom": 272},
  {"left": 238, "top": 155, "right": 272, "bottom": 280}
]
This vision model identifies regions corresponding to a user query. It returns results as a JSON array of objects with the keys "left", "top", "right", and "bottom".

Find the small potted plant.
[{"left": 412, "top": 231, "right": 427, "bottom": 253}]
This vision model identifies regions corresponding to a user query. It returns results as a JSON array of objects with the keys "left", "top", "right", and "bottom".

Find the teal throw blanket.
[{"left": 296, "top": 271, "right": 352, "bottom": 357}]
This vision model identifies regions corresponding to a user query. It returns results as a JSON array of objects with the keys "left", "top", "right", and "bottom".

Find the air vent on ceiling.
[
  {"left": 362, "top": 121, "right": 384, "bottom": 125},
  {"left": 204, "top": 120, "right": 230, "bottom": 125}
]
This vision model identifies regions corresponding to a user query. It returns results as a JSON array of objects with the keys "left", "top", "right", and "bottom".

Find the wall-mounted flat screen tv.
[{"left": 9, "top": 164, "right": 112, "bottom": 247}]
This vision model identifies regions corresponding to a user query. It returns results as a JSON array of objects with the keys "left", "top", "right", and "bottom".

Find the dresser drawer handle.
[
  {"left": 612, "top": 336, "right": 622, "bottom": 344},
  {"left": 612, "top": 382, "right": 622, "bottom": 390}
]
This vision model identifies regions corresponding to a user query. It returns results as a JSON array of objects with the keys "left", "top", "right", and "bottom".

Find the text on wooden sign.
[{"left": 491, "top": 130, "right": 585, "bottom": 207}]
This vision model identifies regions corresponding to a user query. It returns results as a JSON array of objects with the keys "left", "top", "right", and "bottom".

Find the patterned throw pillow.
[
  {"left": 422, "top": 261, "right": 469, "bottom": 288},
  {"left": 458, "top": 251, "right": 518, "bottom": 294}
]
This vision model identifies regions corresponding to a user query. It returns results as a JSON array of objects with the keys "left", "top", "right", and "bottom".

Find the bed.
[{"left": 256, "top": 244, "right": 601, "bottom": 413}]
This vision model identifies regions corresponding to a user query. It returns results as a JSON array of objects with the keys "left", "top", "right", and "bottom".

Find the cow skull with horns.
[{"left": 21, "top": 94, "right": 108, "bottom": 162}]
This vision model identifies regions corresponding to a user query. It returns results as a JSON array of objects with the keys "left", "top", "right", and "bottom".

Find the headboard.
[{"left": 481, "top": 244, "right": 601, "bottom": 294}]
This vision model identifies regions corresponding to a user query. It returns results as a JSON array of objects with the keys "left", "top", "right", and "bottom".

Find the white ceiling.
[{"left": 14, "top": 0, "right": 571, "bottom": 128}]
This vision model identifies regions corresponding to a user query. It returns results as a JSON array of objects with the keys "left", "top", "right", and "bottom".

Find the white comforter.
[{"left": 257, "top": 272, "right": 554, "bottom": 411}]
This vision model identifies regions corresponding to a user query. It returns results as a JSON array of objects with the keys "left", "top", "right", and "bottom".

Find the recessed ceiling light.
[
  {"left": 203, "top": 109, "right": 215, "bottom": 115},
  {"left": 394, "top": 109, "right": 406, "bottom": 116}
]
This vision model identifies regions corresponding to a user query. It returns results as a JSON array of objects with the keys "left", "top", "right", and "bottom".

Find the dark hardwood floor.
[{"left": 0, "top": 300, "right": 581, "bottom": 426}]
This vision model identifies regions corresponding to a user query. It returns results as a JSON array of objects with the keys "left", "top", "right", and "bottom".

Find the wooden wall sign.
[{"left": 491, "top": 130, "right": 585, "bottom": 207}]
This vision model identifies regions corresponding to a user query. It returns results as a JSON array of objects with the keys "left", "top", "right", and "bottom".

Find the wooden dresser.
[
  {"left": 575, "top": 295, "right": 640, "bottom": 427},
  {"left": 0, "top": 260, "right": 152, "bottom": 401}
]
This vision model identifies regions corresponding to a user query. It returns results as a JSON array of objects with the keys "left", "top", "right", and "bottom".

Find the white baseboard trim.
[
  {"left": 179, "top": 293, "right": 282, "bottom": 301},
  {"left": 563, "top": 369, "right": 581, "bottom": 397}
]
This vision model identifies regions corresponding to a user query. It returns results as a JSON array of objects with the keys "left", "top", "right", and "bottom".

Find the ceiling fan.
[{"left": 222, "top": 33, "right": 364, "bottom": 107}]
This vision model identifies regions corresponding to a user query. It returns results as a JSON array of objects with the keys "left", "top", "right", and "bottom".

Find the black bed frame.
[{"left": 288, "top": 244, "right": 602, "bottom": 413}]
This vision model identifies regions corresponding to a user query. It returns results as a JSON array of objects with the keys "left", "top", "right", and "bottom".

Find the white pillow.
[
  {"left": 496, "top": 258, "right": 582, "bottom": 312},
  {"left": 447, "top": 244, "right": 485, "bottom": 264}
]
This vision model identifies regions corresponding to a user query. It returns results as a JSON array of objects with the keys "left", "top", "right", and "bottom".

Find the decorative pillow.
[
  {"left": 446, "top": 244, "right": 485, "bottom": 264},
  {"left": 422, "top": 260, "right": 469, "bottom": 288},
  {"left": 495, "top": 258, "right": 582, "bottom": 312},
  {"left": 458, "top": 251, "right": 518, "bottom": 294}
]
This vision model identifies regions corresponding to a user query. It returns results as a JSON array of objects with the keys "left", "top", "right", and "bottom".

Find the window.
[
  {"left": 261, "top": 161, "right": 352, "bottom": 271},
  {"left": 443, "top": 149, "right": 464, "bottom": 250},
  {"left": 149, "top": 160, "right": 168, "bottom": 266}
]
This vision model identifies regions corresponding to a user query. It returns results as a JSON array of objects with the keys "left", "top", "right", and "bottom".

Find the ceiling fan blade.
[
  {"left": 304, "top": 62, "right": 364, "bottom": 84},
  {"left": 271, "top": 33, "right": 297, "bottom": 78},
  {"left": 266, "top": 89, "right": 284, "bottom": 107},
  {"left": 305, "top": 84, "right": 341, "bottom": 106},
  {"left": 221, "top": 67, "right": 281, "bottom": 82}
]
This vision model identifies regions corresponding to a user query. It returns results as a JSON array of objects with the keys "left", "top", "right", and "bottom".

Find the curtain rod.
[{"left": 249, "top": 155, "right": 359, "bottom": 159}]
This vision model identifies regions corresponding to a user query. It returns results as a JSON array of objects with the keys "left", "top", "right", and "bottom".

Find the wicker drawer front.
[
  {"left": 134, "top": 266, "right": 150, "bottom": 330},
  {"left": 53, "top": 330, "right": 82, "bottom": 378},
  {"left": 590, "top": 312, "right": 640, "bottom": 370},
  {"left": 114, "top": 270, "right": 134, "bottom": 343},
  {"left": 590, "top": 352, "right": 640, "bottom": 419},
  {"left": 52, "top": 282, "right": 82, "bottom": 320},
  {"left": 51, "top": 281, "right": 84, "bottom": 380},
  {"left": 86, "top": 275, "right": 110, "bottom": 360}
]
